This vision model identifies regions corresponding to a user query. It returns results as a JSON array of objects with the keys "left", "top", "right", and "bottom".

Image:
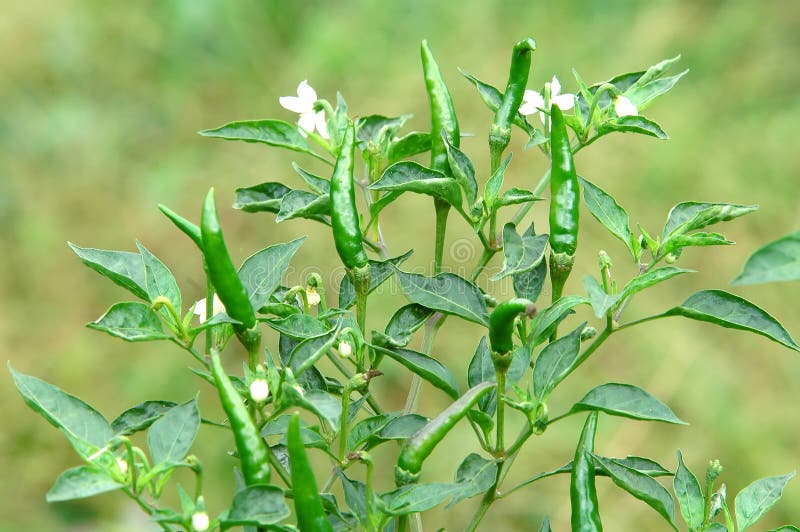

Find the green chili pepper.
[
  {"left": 395, "top": 382, "right": 493, "bottom": 486},
  {"left": 200, "top": 188, "right": 256, "bottom": 330},
  {"left": 158, "top": 204, "right": 203, "bottom": 251},
  {"left": 287, "top": 414, "right": 333, "bottom": 532},
  {"left": 488, "top": 298, "right": 536, "bottom": 355},
  {"left": 490, "top": 37, "right": 537, "bottom": 167},
  {"left": 548, "top": 104, "right": 579, "bottom": 302},
  {"left": 421, "top": 39, "right": 460, "bottom": 174},
  {"left": 570, "top": 412, "right": 602, "bottom": 531},
  {"left": 209, "top": 349, "right": 271, "bottom": 486}
]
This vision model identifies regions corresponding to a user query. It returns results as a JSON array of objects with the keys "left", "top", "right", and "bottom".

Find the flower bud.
[
  {"left": 249, "top": 379, "right": 270, "bottom": 403},
  {"left": 613, "top": 95, "right": 638, "bottom": 117},
  {"left": 116, "top": 458, "right": 128, "bottom": 475},
  {"left": 191, "top": 511, "right": 210, "bottom": 531},
  {"left": 338, "top": 341, "right": 353, "bottom": 358},
  {"left": 580, "top": 326, "right": 597, "bottom": 341},
  {"left": 305, "top": 287, "right": 321, "bottom": 306}
]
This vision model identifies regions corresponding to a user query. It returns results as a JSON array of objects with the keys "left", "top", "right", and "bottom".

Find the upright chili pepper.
[
  {"left": 421, "top": 39, "right": 460, "bottom": 174},
  {"left": 548, "top": 104, "right": 579, "bottom": 303},
  {"left": 330, "top": 123, "right": 370, "bottom": 333},
  {"left": 287, "top": 414, "right": 333, "bottom": 532},
  {"left": 571, "top": 412, "right": 602, "bottom": 531},
  {"left": 395, "top": 382, "right": 493, "bottom": 486},
  {"left": 488, "top": 298, "right": 537, "bottom": 356},
  {"left": 209, "top": 349, "right": 271, "bottom": 486},
  {"left": 490, "top": 38, "right": 537, "bottom": 170}
]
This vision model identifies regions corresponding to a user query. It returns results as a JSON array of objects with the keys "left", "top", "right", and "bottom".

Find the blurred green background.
[{"left": 3, "top": 0, "right": 800, "bottom": 530}]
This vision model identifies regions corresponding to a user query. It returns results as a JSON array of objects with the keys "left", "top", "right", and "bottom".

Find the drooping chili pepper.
[
  {"left": 488, "top": 298, "right": 537, "bottom": 355},
  {"left": 200, "top": 188, "right": 256, "bottom": 330},
  {"left": 395, "top": 382, "right": 493, "bottom": 486},
  {"left": 331, "top": 123, "right": 370, "bottom": 332},
  {"left": 287, "top": 414, "right": 333, "bottom": 532},
  {"left": 490, "top": 38, "right": 537, "bottom": 168},
  {"left": 421, "top": 39, "right": 460, "bottom": 174},
  {"left": 158, "top": 204, "right": 203, "bottom": 251},
  {"left": 548, "top": 103, "right": 579, "bottom": 302},
  {"left": 209, "top": 349, "right": 271, "bottom": 486},
  {"left": 570, "top": 412, "right": 602, "bottom": 531}
]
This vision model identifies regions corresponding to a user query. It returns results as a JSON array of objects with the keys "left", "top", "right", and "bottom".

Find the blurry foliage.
[{"left": 2, "top": 0, "right": 799, "bottom": 529}]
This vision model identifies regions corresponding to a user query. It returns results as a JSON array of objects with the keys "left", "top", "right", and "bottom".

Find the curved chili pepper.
[
  {"left": 490, "top": 38, "right": 537, "bottom": 165},
  {"left": 488, "top": 298, "right": 537, "bottom": 355},
  {"left": 287, "top": 414, "right": 333, "bottom": 532},
  {"left": 209, "top": 349, "right": 271, "bottom": 486},
  {"left": 158, "top": 204, "right": 203, "bottom": 251},
  {"left": 570, "top": 412, "right": 602, "bottom": 531},
  {"left": 331, "top": 123, "right": 368, "bottom": 270},
  {"left": 421, "top": 39, "right": 460, "bottom": 174},
  {"left": 395, "top": 382, "right": 493, "bottom": 486},
  {"left": 548, "top": 104, "right": 579, "bottom": 301},
  {"left": 200, "top": 188, "right": 256, "bottom": 330}
]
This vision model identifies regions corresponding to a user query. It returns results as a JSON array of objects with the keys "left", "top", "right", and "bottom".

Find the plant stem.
[
  {"left": 495, "top": 369, "right": 507, "bottom": 453},
  {"left": 434, "top": 199, "right": 449, "bottom": 275},
  {"left": 338, "top": 391, "right": 349, "bottom": 462},
  {"left": 404, "top": 313, "right": 442, "bottom": 414},
  {"left": 268, "top": 447, "right": 291, "bottom": 487},
  {"left": 469, "top": 248, "right": 495, "bottom": 282},
  {"left": 510, "top": 169, "right": 550, "bottom": 227}
]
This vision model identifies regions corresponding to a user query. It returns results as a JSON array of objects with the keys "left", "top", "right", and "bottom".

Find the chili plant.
[{"left": 11, "top": 39, "right": 800, "bottom": 531}]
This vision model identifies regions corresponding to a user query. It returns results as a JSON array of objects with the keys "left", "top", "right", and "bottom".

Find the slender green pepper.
[
  {"left": 395, "top": 382, "right": 493, "bottom": 486},
  {"left": 209, "top": 349, "right": 271, "bottom": 486},
  {"left": 490, "top": 37, "right": 537, "bottom": 167},
  {"left": 548, "top": 104, "right": 579, "bottom": 302},
  {"left": 158, "top": 204, "right": 203, "bottom": 251},
  {"left": 571, "top": 412, "right": 602, "bottom": 531},
  {"left": 287, "top": 414, "right": 333, "bottom": 532},
  {"left": 421, "top": 39, "right": 460, "bottom": 174},
  {"left": 488, "top": 298, "right": 536, "bottom": 355},
  {"left": 200, "top": 188, "right": 256, "bottom": 330}
]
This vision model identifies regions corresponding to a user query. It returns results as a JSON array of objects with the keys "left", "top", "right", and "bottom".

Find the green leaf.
[
  {"left": 592, "top": 454, "right": 678, "bottom": 530},
  {"left": 467, "top": 338, "right": 529, "bottom": 414},
  {"left": 233, "top": 182, "right": 292, "bottom": 213},
  {"left": 111, "top": 400, "right": 176, "bottom": 436},
  {"left": 447, "top": 453, "right": 498, "bottom": 507},
  {"left": 383, "top": 304, "right": 434, "bottom": 347},
  {"left": 337, "top": 471, "right": 369, "bottom": 526},
  {"left": 293, "top": 162, "right": 330, "bottom": 194},
  {"left": 137, "top": 242, "right": 181, "bottom": 316},
  {"left": 147, "top": 399, "right": 200, "bottom": 465},
  {"left": 46, "top": 466, "right": 123, "bottom": 502},
  {"left": 633, "top": 55, "right": 682, "bottom": 87},
  {"left": 663, "top": 232, "right": 733, "bottom": 254},
  {"left": 766, "top": 527, "right": 800, "bottom": 532},
  {"left": 585, "top": 267, "right": 694, "bottom": 319},
  {"left": 533, "top": 323, "right": 584, "bottom": 400},
  {"left": 357, "top": 114, "right": 412, "bottom": 146},
  {"left": 276, "top": 190, "right": 330, "bottom": 222},
  {"left": 674, "top": 450, "right": 705, "bottom": 531},
  {"left": 347, "top": 413, "right": 399, "bottom": 450},
  {"left": 570, "top": 383, "right": 686, "bottom": 424},
  {"left": 492, "top": 223, "right": 548, "bottom": 280},
  {"left": 579, "top": 177, "right": 634, "bottom": 257},
  {"left": 459, "top": 68, "right": 533, "bottom": 134},
  {"left": 583, "top": 275, "right": 617, "bottom": 319},
  {"left": 512, "top": 225, "right": 547, "bottom": 303},
  {"left": 223, "top": 485, "right": 290, "bottom": 527},
  {"left": 442, "top": 130, "right": 478, "bottom": 205},
  {"left": 238, "top": 237, "right": 306, "bottom": 312},
  {"left": 68, "top": 243, "right": 148, "bottom": 300},
  {"left": 732, "top": 231, "right": 800, "bottom": 286},
  {"left": 199, "top": 119, "right": 324, "bottom": 159},
  {"left": 372, "top": 345, "right": 459, "bottom": 399},
  {"left": 265, "top": 314, "right": 331, "bottom": 339},
  {"left": 597, "top": 115, "right": 668, "bottom": 139},
  {"left": 624, "top": 70, "right": 688, "bottom": 110},
  {"left": 369, "top": 161, "right": 463, "bottom": 211},
  {"left": 529, "top": 296, "right": 588, "bottom": 345},
  {"left": 660, "top": 290, "right": 800, "bottom": 351},
  {"left": 280, "top": 385, "right": 342, "bottom": 430},
  {"left": 10, "top": 364, "right": 112, "bottom": 456},
  {"left": 350, "top": 414, "right": 430, "bottom": 451},
  {"left": 339, "top": 250, "right": 413, "bottom": 309},
  {"left": 662, "top": 202, "right": 758, "bottom": 241},
  {"left": 382, "top": 483, "right": 465, "bottom": 515},
  {"left": 539, "top": 516, "right": 552, "bottom": 532},
  {"left": 88, "top": 302, "right": 169, "bottom": 342},
  {"left": 735, "top": 472, "right": 795, "bottom": 531},
  {"left": 495, "top": 188, "right": 541, "bottom": 208},
  {"left": 287, "top": 330, "right": 339, "bottom": 377},
  {"left": 484, "top": 153, "right": 512, "bottom": 209},
  {"left": 389, "top": 131, "right": 431, "bottom": 163},
  {"left": 552, "top": 455, "right": 673, "bottom": 478},
  {"left": 394, "top": 268, "right": 488, "bottom": 325}
]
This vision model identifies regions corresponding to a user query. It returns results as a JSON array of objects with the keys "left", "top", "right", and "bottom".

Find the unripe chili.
[
  {"left": 488, "top": 298, "right": 536, "bottom": 355},
  {"left": 395, "top": 382, "right": 493, "bottom": 485},
  {"left": 209, "top": 349, "right": 271, "bottom": 486},
  {"left": 158, "top": 204, "right": 203, "bottom": 251},
  {"left": 493, "top": 38, "right": 537, "bottom": 137},
  {"left": 287, "top": 414, "right": 333, "bottom": 532},
  {"left": 421, "top": 39, "right": 460, "bottom": 174},
  {"left": 200, "top": 188, "right": 256, "bottom": 330},
  {"left": 330, "top": 123, "right": 368, "bottom": 270},
  {"left": 548, "top": 104, "right": 579, "bottom": 257},
  {"left": 570, "top": 412, "right": 602, "bottom": 531}
]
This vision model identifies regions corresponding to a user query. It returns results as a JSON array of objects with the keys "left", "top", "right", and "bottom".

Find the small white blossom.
[
  {"left": 613, "top": 95, "right": 638, "bottom": 117},
  {"left": 191, "top": 511, "right": 210, "bottom": 531},
  {"left": 519, "top": 75, "right": 575, "bottom": 123},
  {"left": 305, "top": 287, "right": 321, "bottom": 307},
  {"left": 338, "top": 341, "right": 353, "bottom": 358},
  {"left": 279, "top": 80, "right": 329, "bottom": 139},
  {"left": 116, "top": 458, "right": 128, "bottom": 475},
  {"left": 249, "top": 379, "right": 270, "bottom": 403},
  {"left": 193, "top": 294, "right": 226, "bottom": 323}
]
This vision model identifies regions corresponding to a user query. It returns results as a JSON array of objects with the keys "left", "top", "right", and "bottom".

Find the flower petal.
[
  {"left": 614, "top": 95, "right": 638, "bottom": 117},
  {"left": 314, "top": 110, "right": 329, "bottom": 139},
  {"left": 553, "top": 93, "right": 575, "bottom": 111},
  {"left": 297, "top": 112, "right": 316, "bottom": 136},
  {"left": 551, "top": 75, "right": 561, "bottom": 97},
  {"left": 279, "top": 95, "right": 309, "bottom": 114},
  {"left": 296, "top": 80, "right": 318, "bottom": 104},
  {"left": 519, "top": 90, "right": 544, "bottom": 115}
]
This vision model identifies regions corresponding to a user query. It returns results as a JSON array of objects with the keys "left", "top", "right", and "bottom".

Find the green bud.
[{"left": 580, "top": 326, "right": 597, "bottom": 341}]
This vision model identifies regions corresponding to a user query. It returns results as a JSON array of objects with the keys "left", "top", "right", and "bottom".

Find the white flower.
[
  {"left": 116, "top": 458, "right": 128, "bottom": 475},
  {"left": 191, "top": 511, "right": 210, "bottom": 531},
  {"left": 279, "top": 80, "right": 329, "bottom": 139},
  {"left": 193, "top": 294, "right": 226, "bottom": 323},
  {"left": 338, "top": 341, "right": 353, "bottom": 358},
  {"left": 613, "top": 95, "right": 638, "bottom": 117},
  {"left": 249, "top": 379, "right": 270, "bottom": 403},
  {"left": 519, "top": 75, "right": 575, "bottom": 123},
  {"left": 305, "top": 287, "right": 321, "bottom": 307}
]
